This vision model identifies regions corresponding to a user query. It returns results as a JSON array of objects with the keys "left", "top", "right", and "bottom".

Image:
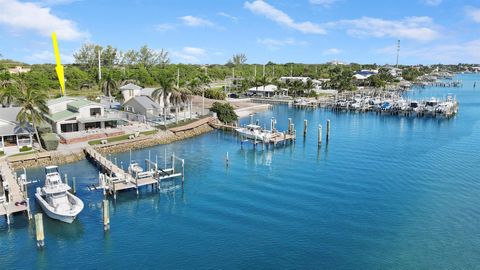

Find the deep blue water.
[{"left": 1, "top": 74, "right": 480, "bottom": 269}]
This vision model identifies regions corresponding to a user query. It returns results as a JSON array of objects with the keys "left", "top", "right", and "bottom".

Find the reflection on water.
[{"left": 1, "top": 74, "right": 480, "bottom": 269}]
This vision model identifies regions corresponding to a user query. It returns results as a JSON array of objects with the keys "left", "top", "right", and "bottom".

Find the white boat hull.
[{"left": 35, "top": 192, "right": 83, "bottom": 223}]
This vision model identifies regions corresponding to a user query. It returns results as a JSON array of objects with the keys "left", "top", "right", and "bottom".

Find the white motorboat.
[
  {"left": 128, "top": 161, "right": 144, "bottom": 176},
  {"left": 235, "top": 124, "right": 273, "bottom": 141},
  {"left": 35, "top": 166, "right": 84, "bottom": 223}
]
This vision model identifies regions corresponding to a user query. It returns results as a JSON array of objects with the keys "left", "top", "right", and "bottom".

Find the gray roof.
[
  {"left": 124, "top": 96, "right": 161, "bottom": 110},
  {"left": 120, "top": 83, "right": 142, "bottom": 91},
  {"left": 0, "top": 107, "right": 34, "bottom": 136},
  {"left": 141, "top": 88, "right": 156, "bottom": 97}
]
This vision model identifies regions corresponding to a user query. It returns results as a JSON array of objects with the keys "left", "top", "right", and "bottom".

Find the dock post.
[
  {"left": 318, "top": 124, "right": 322, "bottom": 146},
  {"left": 250, "top": 114, "right": 254, "bottom": 125},
  {"left": 303, "top": 119, "right": 308, "bottom": 137},
  {"left": 288, "top": 118, "right": 292, "bottom": 134},
  {"left": 64, "top": 173, "right": 68, "bottom": 186},
  {"left": 72, "top": 176, "right": 76, "bottom": 194},
  {"left": 35, "top": 213, "right": 45, "bottom": 248},
  {"left": 225, "top": 152, "right": 229, "bottom": 167},
  {"left": 326, "top": 119, "right": 331, "bottom": 142},
  {"left": 103, "top": 199, "right": 110, "bottom": 232}
]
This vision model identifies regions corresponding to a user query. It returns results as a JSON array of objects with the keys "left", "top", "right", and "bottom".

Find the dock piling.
[
  {"left": 35, "top": 213, "right": 45, "bottom": 248},
  {"left": 103, "top": 199, "right": 110, "bottom": 232},
  {"left": 303, "top": 119, "right": 308, "bottom": 137},
  {"left": 326, "top": 119, "right": 331, "bottom": 142},
  {"left": 72, "top": 176, "right": 76, "bottom": 194},
  {"left": 64, "top": 173, "right": 68, "bottom": 186},
  {"left": 288, "top": 118, "right": 292, "bottom": 134},
  {"left": 318, "top": 124, "right": 322, "bottom": 146}
]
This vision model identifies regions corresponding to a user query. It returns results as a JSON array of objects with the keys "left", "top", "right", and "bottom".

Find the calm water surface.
[{"left": 1, "top": 74, "right": 479, "bottom": 269}]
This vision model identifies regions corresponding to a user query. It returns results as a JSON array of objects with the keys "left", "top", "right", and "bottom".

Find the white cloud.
[
  {"left": 218, "top": 12, "right": 238, "bottom": 21},
  {"left": 376, "top": 39, "right": 480, "bottom": 64},
  {"left": 179, "top": 15, "right": 214, "bottom": 27},
  {"left": 465, "top": 7, "right": 480, "bottom": 23},
  {"left": 244, "top": 0, "right": 326, "bottom": 34},
  {"left": 155, "top": 23, "right": 175, "bottom": 32},
  {"left": 309, "top": 0, "right": 340, "bottom": 7},
  {"left": 0, "top": 0, "right": 88, "bottom": 40},
  {"left": 322, "top": 48, "right": 342, "bottom": 55},
  {"left": 422, "top": 0, "right": 442, "bottom": 6},
  {"left": 329, "top": 16, "right": 440, "bottom": 42},
  {"left": 38, "top": 0, "right": 81, "bottom": 5},
  {"left": 172, "top": 47, "right": 206, "bottom": 63},
  {"left": 27, "top": 50, "right": 74, "bottom": 64},
  {"left": 257, "top": 38, "right": 308, "bottom": 49}
]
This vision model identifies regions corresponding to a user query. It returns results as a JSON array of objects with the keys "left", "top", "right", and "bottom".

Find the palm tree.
[
  {"left": 100, "top": 72, "right": 118, "bottom": 97},
  {"left": 0, "top": 72, "right": 18, "bottom": 107},
  {"left": 198, "top": 75, "right": 211, "bottom": 115},
  {"left": 152, "top": 74, "right": 177, "bottom": 126},
  {"left": 15, "top": 81, "right": 48, "bottom": 150},
  {"left": 305, "top": 79, "right": 314, "bottom": 96}
]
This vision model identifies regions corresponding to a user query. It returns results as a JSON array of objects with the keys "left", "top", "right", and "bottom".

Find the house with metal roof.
[
  {"left": 123, "top": 96, "right": 162, "bottom": 119},
  {"left": 0, "top": 107, "right": 34, "bottom": 154},
  {"left": 44, "top": 97, "right": 121, "bottom": 136}
]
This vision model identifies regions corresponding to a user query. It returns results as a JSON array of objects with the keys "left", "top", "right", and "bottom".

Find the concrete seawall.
[{"left": 7, "top": 121, "right": 214, "bottom": 170}]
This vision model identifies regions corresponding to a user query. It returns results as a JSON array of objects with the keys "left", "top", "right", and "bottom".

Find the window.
[
  {"left": 85, "top": 122, "right": 101, "bottom": 130},
  {"left": 60, "top": 123, "right": 79, "bottom": 133},
  {"left": 90, "top": 108, "right": 101, "bottom": 116}
]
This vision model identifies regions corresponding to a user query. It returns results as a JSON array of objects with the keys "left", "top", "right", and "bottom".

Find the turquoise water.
[{"left": 1, "top": 74, "right": 480, "bottom": 269}]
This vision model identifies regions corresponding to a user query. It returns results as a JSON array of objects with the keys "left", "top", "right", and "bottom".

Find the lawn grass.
[
  {"left": 88, "top": 130, "right": 159, "bottom": 145},
  {"left": 10, "top": 150, "right": 38, "bottom": 157}
]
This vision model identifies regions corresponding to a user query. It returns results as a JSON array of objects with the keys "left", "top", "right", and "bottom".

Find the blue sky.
[{"left": 1, "top": 0, "right": 480, "bottom": 65}]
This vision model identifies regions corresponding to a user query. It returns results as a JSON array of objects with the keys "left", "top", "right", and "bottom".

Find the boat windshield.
[{"left": 45, "top": 167, "right": 59, "bottom": 175}]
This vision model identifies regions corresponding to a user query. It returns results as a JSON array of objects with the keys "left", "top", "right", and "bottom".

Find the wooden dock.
[
  {"left": 0, "top": 160, "right": 31, "bottom": 224},
  {"left": 84, "top": 147, "right": 184, "bottom": 198}
]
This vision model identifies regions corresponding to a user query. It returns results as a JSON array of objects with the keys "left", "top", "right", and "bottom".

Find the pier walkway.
[
  {"left": 0, "top": 160, "right": 31, "bottom": 223},
  {"left": 84, "top": 146, "right": 184, "bottom": 198}
]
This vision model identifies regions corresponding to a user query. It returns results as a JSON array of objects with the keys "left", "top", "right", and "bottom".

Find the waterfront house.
[
  {"left": 123, "top": 96, "right": 162, "bottom": 119},
  {"left": 44, "top": 97, "right": 123, "bottom": 143},
  {"left": 247, "top": 84, "right": 288, "bottom": 98},
  {"left": 0, "top": 107, "right": 34, "bottom": 154}
]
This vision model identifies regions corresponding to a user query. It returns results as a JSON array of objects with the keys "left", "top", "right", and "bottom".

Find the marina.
[{"left": 0, "top": 74, "right": 479, "bottom": 269}]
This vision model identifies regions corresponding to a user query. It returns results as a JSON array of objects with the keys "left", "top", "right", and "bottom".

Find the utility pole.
[
  {"left": 396, "top": 40, "right": 401, "bottom": 67},
  {"left": 98, "top": 49, "right": 102, "bottom": 81},
  {"left": 254, "top": 65, "right": 257, "bottom": 77},
  {"left": 263, "top": 64, "right": 265, "bottom": 78},
  {"left": 290, "top": 65, "right": 293, "bottom": 77}
]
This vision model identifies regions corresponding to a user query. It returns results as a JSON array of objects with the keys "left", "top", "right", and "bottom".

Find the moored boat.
[{"left": 35, "top": 166, "right": 84, "bottom": 223}]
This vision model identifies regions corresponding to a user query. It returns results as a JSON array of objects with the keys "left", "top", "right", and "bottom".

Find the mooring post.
[
  {"left": 318, "top": 124, "right": 322, "bottom": 146},
  {"left": 35, "top": 213, "right": 45, "bottom": 248},
  {"left": 103, "top": 199, "right": 110, "bottom": 232},
  {"left": 288, "top": 118, "right": 292, "bottom": 134},
  {"left": 250, "top": 114, "right": 254, "bottom": 125},
  {"left": 64, "top": 173, "right": 68, "bottom": 185},
  {"left": 326, "top": 119, "right": 331, "bottom": 142},
  {"left": 225, "top": 152, "right": 229, "bottom": 167},
  {"left": 303, "top": 119, "right": 308, "bottom": 137},
  {"left": 72, "top": 176, "right": 76, "bottom": 194}
]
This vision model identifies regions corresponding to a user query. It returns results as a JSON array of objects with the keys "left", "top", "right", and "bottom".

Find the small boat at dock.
[
  {"left": 235, "top": 124, "right": 274, "bottom": 141},
  {"left": 35, "top": 166, "right": 84, "bottom": 223}
]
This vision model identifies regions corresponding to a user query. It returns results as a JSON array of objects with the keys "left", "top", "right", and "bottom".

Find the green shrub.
[
  {"left": 37, "top": 123, "right": 53, "bottom": 134},
  {"left": 40, "top": 133, "right": 59, "bottom": 151},
  {"left": 19, "top": 146, "right": 32, "bottom": 152},
  {"left": 0, "top": 151, "right": 4, "bottom": 156},
  {"left": 205, "top": 88, "right": 226, "bottom": 100},
  {"left": 210, "top": 102, "right": 238, "bottom": 124}
]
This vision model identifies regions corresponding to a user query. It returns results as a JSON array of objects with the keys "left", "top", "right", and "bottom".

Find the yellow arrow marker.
[{"left": 52, "top": 32, "right": 65, "bottom": 95}]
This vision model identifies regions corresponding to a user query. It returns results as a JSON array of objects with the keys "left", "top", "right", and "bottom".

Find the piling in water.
[
  {"left": 288, "top": 118, "right": 292, "bottom": 134},
  {"left": 318, "top": 124, "right": 322, "bottom": 146},
  {"left": 326, "top": 120, "right": 331, "bottom": 142},
  {"left": 35, "top": 213, "right": 45, "bottom": 248},
  {"left": 72, "top": 176, "right": 76, "bottom": 194},
  {"left": 303, "top": 119, "right": 308, "bottom": 136},
  {"left": 103, "top": 200, "right": 110, "bottom": 232}
]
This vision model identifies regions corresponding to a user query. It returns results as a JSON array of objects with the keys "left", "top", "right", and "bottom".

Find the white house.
[
  {"left": 0, "top": 107, "right": 34, "bottom": 154},
  {"left": 120, "top": 83, "right": 168, "bottom": 108},
  {"left": 44, "top": 97, "right": 120, "bottom": 134},
  {"left": 123, "top": 96, "right": 162, "bottom": 119},
  {"left": 248, "top": 84, "right": 288, "bottom": 98}
]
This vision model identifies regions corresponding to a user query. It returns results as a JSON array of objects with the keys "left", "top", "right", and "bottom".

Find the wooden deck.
[
  {"left": 0, "top": 160, "right": 30, "bottom": 221},
  {"left": 84, "top": 147, "right": 184, "bottom": 197}
]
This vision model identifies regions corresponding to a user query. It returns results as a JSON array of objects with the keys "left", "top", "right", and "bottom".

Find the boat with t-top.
[{"left": 35, "top": 166, "right": 84, "bottom": 223}]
